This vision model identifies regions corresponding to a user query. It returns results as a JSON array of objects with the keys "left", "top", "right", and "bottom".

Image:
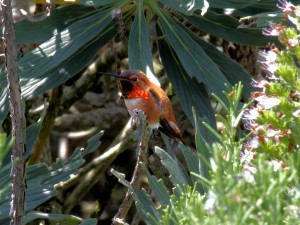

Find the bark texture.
[{"left": 1, "top": 0, "right": 26, "bottom": 224}]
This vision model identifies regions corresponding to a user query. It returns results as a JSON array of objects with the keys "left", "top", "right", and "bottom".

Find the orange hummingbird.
[{"left": 99, "top": 69, "right": 186, "bottom": 144}]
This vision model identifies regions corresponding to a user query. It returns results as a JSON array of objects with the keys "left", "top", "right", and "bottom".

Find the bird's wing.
[{"left": 149, "top": 88, "right": 163, "bottom": 110}]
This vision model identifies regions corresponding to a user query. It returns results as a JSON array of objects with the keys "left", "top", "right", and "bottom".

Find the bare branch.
[
  {"left": 59, "top": 119, "right": 135, "bottom": 213},
  {"left": 27, "top": 85, "right": 63, "bottom": 165},
  {"left": 112, "top": 110, "right": 150, "bottom": 225},
  {"left": 1, "top": 0, "right": 26, "bottom": 224}
]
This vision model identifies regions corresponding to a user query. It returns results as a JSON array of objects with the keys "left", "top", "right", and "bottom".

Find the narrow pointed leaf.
[
  {"left": 190, "top": 32, "right": 254, "bottom": 98},
  {"left": 208, "top": 0, "right": 259, "bottom": 9},
  {"left": 0, "top": 132, "right": 102, "bottom": 224},
  {"left": 183, "top": 10, "right": 278, "bottom": 46},
  {"left": 158, "top": 35, "right": 216, "bottom": 129},
  {"left": 0, "top": 23, "right": 116, "bottom": 123},
  {"left": 25, "top": 211, "right": 85, "bottom": 224},
  {"left": 110, "top": 169, "right": 161, "bottom": 223},
  {"left": 158, "top": 11, "right": 229, "bottom": 103},
  {"left": 142, "top": 164, "right": 170, "bottom": 206},
  {"left": 154, "top": 147, "right": 190, "bottom": 186},
  {"left": 129, "top": 0, "right": 159, "bottom": 85},
  {"left": 14, "top": 5, "right": 97, "bottom": 44},
  {"left": 160, "top": 0, "right": 209, "bottom": 15}
]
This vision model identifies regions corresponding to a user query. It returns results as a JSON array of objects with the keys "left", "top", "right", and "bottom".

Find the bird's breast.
[{"left": 124, "top": 98, "right": 160, "bottom": 128}]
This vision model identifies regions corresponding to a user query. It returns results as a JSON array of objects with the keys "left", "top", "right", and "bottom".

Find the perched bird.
[{"left": 99, "top": 69, "right": 185, "bottom": 144}]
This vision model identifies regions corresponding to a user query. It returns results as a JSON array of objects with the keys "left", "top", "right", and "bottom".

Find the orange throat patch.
[{"left": 126, "top": 86, "right": 150, "bottom": 99}]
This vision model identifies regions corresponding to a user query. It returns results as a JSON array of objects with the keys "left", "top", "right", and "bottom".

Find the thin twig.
[
  {"left": 27, "top": 85, "right": 63, "bottom": 165},
  {"left": 1, "top": 0, "right": 26, "bottom": 224},
  {"left": 58, "top": 42, "right": 127, "bottom": 115},
  {"left": 112, "top": 110, "right": 150, "bottom": 225},
  {"left": 59, "top": 119, "right": 135, "bottom": 213}
]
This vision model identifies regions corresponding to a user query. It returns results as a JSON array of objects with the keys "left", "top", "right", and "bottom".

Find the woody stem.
[{"left": 112, "top": 110, "right": 150, "bottom": 225}]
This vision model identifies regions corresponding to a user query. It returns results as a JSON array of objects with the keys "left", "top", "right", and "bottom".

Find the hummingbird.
[{"left": 99, "top": 69, "right": 186, "bottom": 145}]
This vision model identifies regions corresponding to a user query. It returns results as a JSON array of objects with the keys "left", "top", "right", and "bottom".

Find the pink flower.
[
  {"left": 278, "top": 1, "right": 295, "bottom": 14},
  {"left": 252, "top": 94, "right": 281, "bottom": 110}
]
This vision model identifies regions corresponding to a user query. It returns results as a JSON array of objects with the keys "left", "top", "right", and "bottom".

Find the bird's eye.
[{"left": 131, "top": 77, "right": 138, "bottom": 82}]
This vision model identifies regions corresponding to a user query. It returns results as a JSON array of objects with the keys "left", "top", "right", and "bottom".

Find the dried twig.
[
  {"left": 59, "top": 119, "right": 135, "bottom": 213},
  {"left": 1, "top": 0, "right": 26, "bottom": 224},
  {"left": 27, "top": 85, "right": 63, "bottom": 165},
  {"left": 112, "top": 110, "right": 150, "bottom": 225}
]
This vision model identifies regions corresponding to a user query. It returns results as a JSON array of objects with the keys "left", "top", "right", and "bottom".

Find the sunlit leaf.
[
  {"left": 155, "top": 147, "right": 190, "bottom": 187},
  {"left": 0, "top": 132, "right": 103, "bottom": 224},
  {"left": 25, "top": 211, "right": 83, "bottom": 224},
  {"left": 161, "top": 0, "right": 209, "bottom": 15},
  {"left": 0, "top": 20, "right": 117, "bottom": 123},
  {"left": 208, "top": 0, "right": 258, "bottom": 9},
  {"left": 15, "top": 5, "right": 97, "bottom": 44},
  {"left": 128, "top": 0, "right": 159, "bottom": 85},
  {"left": 184, "top": 10, "right": 278, "bottom": 46},
  {"left": 158, "top": 11, "right": 230, "bottom": 103}
]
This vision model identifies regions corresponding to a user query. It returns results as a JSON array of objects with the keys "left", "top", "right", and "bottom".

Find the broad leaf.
[
  {"left": 183, "top": 10, "right": 278, "bottom": 46},
  {"left": 15, "top": 5, "right": 97, "bottom": 44},
  {"left": 158, "top": 35, "right": 217, "bottom": 129},
  {"left": 78, "top": 0, "right": 120, "bottom": 5},
  {"left": 191, "top": 32, "right": 254, "bottom": 98},
  {"left": 154, "top": 147, "right": 190, "bottom": 187},
  {"left": 0, "top": 21, "right": 117, "bottom": 123},
  {"left": 111, "top": 169, "right": 161, "bottom": 224},
  {"left": 25, "top": 211, "right": 88, "bottom": 224},
  {"left": 158, "top": 10, "right": 230, "bottom": 103},
  {"left": 161, "top": 0, "right": 209, "bottom": 15},
  {"left": 208, "top": 0, "right": 257, "bottom": 9},
  {"left": 26, "top": 211, "right": 97, "bottom": 224},
  {"left": 239, "top": 11, "right": 287, "bottom": 28},
  {"left": 129, "top": 0, "right": 159, "bottom": 85},
  {"left": 0, "top": 131, "right": 103, "bottom": 224},
  {"left": 142, "top": 164, "right": 170, "bottom": 206}
]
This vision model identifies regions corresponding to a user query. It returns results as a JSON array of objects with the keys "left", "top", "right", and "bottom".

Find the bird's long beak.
[{"left": 98, "top": 72, "right": 121, "bottom": 78}]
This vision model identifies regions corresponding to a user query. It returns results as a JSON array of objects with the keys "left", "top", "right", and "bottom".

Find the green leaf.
[
  {"left": 18, "top": 8, "right": 113, "bottom": 78},
  {"left": 0, "top": 133, "right": 9, "bottom": 167},
  {"left": 193, "top": 108, "right": 212, "bottom": 193},
  {"left": 69, "top": 130, "right": 104, "bottom": 159},
  {"left": 78, "top": 0, "right": 120, "bottom": 5},
  {"left": 0, "top": 131, "right": 103, "bottom": 224},
  {"left": 183, "top": 10, "right": 278, "bottom": 46},
  {"left": 0, "top": 88, "right": 8, "bottom": 125},
  {"left": 14, "top": 5, "right": 97, "bottom": 44},
  {"left": 229, "top": 0, "right": 285, "bottom": 17},
  {"left": 0, "top": 22, "right": 116, "bottom": 123},
  {"left": 110, "top": 169, "right": 161, "bottom": 224},
  {"left": 25, "top": 211, "right": 92, "bottom": 224},
  {"left": 191, "top": 33, "right": 254, "bottom": 98},
  {"left": 179, "top": 144, "right": 199, "bottom": 181},
  {"left": 142, "top": 164, "right": 170, "bottom": 206},
  {"left": 129, "top": 0, "right": 158, "bottom": 84},
  {"left": 208, "top": 0, "right": 258, "bottom": 9},
  {"left": 1, "top": 119, "right": 43, "bottom": 168},
  {"left": 157, "top": 35, "right": 217, "bottom": 129},
  {"left": 80, "top": 219, "right": 98, "bottom": 225},
  {"left": 160, "top": 0, "right": 209, "bottom": 15},
  {"left": 239, "top": 11, "right": 287, "bottom": 28},
  {"left": 154, "top": 147, "right": 190, "bottom": 187},
  {"left": 158, "top": 10, "right": 230, "bottom": 103}
]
